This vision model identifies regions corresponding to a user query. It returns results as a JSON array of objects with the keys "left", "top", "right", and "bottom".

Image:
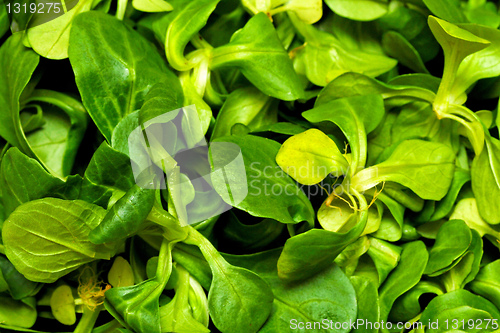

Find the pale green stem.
[
  {"left": 73, "top": 305, "right": 102, "bottom": 333},
  {"left": 156, "top": 237, "right": 170, "bottom": 280},
  {"left": 434, "top": 47, "right": 461, "bottom": 118},
  {"left": 116, "top": 0, "right": 127, "bottom": 20},
  {"left": 61, "top": 0, "right": 67, "bottom": 12}
]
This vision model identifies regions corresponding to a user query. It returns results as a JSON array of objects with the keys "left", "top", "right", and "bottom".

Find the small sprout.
[
  {"left": 50, "top": 284, "right": 76, "bottom": 326},
  {"left": 108, "top": 256, "right": 135, "bottom": 288}
]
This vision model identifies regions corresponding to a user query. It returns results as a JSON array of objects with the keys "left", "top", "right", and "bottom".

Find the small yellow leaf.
[{"left": 108, "top": 256, "right": 135, "bottom": 288}]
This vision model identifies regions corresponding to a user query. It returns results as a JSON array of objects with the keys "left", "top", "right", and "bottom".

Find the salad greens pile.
[{"left": 1, "top": 0, "right": 500, "bottom": 332}]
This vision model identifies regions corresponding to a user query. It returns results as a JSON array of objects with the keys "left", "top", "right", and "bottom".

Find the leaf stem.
[
  {"left": 434, "top": 46, "right": 461, "bottom": 118},
  {"left": 156, "top": 237, "right": 171, "bottom": 280},
  {"left": 0, "top": 244, "right": 4, "bottom": 255},
  {"left": 93, "top": 319, "right": 123, "bottom": 333},
  {"left": 184, "top": 226, "right": 226, "bottom": 274},
  {"left": 116, "top": 0, "right": 127, "bottom": 20},
  {"left": 73, "top": 305, "right": 102, "bottom": 333}
]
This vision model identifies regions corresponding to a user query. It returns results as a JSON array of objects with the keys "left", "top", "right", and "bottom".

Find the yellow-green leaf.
[
  {"left": 276, "top": 129, "right": 349, "bottom": 185},
  {"left": 50, "top": 285, "right": 76, "bottom": 326}
]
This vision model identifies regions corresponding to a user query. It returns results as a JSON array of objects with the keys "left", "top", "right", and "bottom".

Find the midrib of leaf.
[
  {"left": 84, "top": 46, "right": 120, "bottom": 137},
  {"left": 486, "top": 139, "right": 500, "bottom": 188},
  {"left": 474, "top": 279, "right": 500, "bottom": 291},
  {"left": 210, "top": 47, "right": 285, "bottom": 69},
  {"left": 2, "top": 165, "right": 25, "bottom": 208},
  {"left": 10, "top": 246, "right": 90, "bottom": 273},
  {"left": 81, "top": 19, "right": 146, "bottom": 134},
  {"left": 123, "top": 29, "right": 137, "bottom": 117},
  {"left": 272, "top": 295, "right": 339, "bottom": 327},
  {"left": 40, "top": 0, "right": 89, "bottom": 56}
]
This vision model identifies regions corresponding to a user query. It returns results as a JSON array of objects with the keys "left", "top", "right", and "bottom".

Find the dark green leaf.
[
  {"left": 213, "top": 134, "right": 315, "bottom": 225},
  {"left": 90, "top": 185, "right": 155, "bottom": 244},
  {"left": 211, "top": 13, "right": 304, "bottom": 101},
  {"left": 378, "top": 241, "right": 428, "bottom": 321},
  {"left": 2, "top": 198, "right": 116, "bottom": 283},
  {"left": 278, "top": 210, "right": 368, "bottom": 282},
  {"left": 225, "top": 248, "right": 357, "bottom": 333},
  {"left": 69, "top": 11, "right": 182, "bottom": 141}
]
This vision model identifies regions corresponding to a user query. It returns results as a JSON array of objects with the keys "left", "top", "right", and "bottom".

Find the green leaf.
[
  {"left": 111, "top": 111, "right": 141, "bottom": 156},
  {"left": 211, "top": 13, "right": 304, "bottom": 101},
  {"left": 372, "top": 192, "right": 407, "bottom": 241},
  {"left": 185, "top": 227, "right": 273, "bottom": 333},
  {"left": 165, "top": 0, "right": 221, "bottom": 71},
  {"left": 391, "top": 101, "right": 458, "bottom": 150},
  {"left": 26, "top": 0, "right": 93, "bottom": 59},
  {"left": 469, "top": 260, "right": 500, "bottom": 310},
  {"left": 159, "top": 265, "right": 209, "bottom": 333},
  {"left": 334, "top": 236, "right": 371, "bottom": 275},
  {"left": 50, "top": 284, "right": 76, "bottom": 326},
  {"left": 0, "top": 147, "right": 111, "bottom": 216},
  {"left": 423, "top": 0, "right": 466, "bottom": 23},
  {"left": 0, "top": 4, "right": 8, "bottom": 39},
  {"left": 319, "top": 201, "right": 381, "bottom": 237},
  {"left": 270, "top": 0, "right": 323, "bottom": 24},
  {"left": 424, "top": 219, "right": 472, "bottom": 276},
  {"left": 449, "top": 198, "right": 500, "bottom": 241},
  {"left": 440, "top": 229, "right": 482, "bottom": 292},
  {"left": 0, "top": 255, "right": 40, "bottom": 300},
  {"left": 390, "top": 281, "right": 444, "bottom": 322},
  {"left": 277, "top": 210, "right": 368, "bottom": 282},
  {"left": 420, "top": 289, "right": 500, "bottom": 332},
  {"left": 352, "top": 139, "right": 456, "bottom": 201},
  {"left": 89, "top": 185, "right": 155, "bottom": 244},
  {"left": 85, "top": 142, "right": 135, "bottom": 192},
  {"left": 212, "top": 134, "right": 315, "bottom": 225},
  {"left": 350, "top": 276, "right": 379, "bottom": 333},
  {"left": 137, "top": 81, "right": 190, "bottom": 133},
  {"left": 108, "top": 256, "right": 135, "bottom": 288},
  {"left": 23, "top": 90, "right": 88, "bottom": 178},
  {"left": 2, "top": 198, "right": 116, "bottom": 283},
  {"left": 315, "top": 72, "right": 436, "bottom": 108},
  {"left": 291, "top": 17, "right": 396, "bottom": 86},
  {"left": 303, "top": 94, "right": 385, "bottom": 175},
  {"left": 428, "top": 16, "right": 490, "bottom": 113},
  {"left": 221, "top": 213, "right": 284, "bottom": 252},
  {"left": 378, "top": 4, "right": 440, "bottom": 63},
  {"left": 324, "top": 0, "right": 389, "bottom": 21},
  {"left": 132, "top": 0, "right": 173, "bottom": 12},
  {"left": 224, "top": 248, "right": 357, "bottom": 333},
  {"left": 471, "top": 136, "right": 500, "bottom": 225},
  {"left": 172, "top": 243, "right": 212, "bottom": 291},
  {"left": 106, "top": 279, "right": 163, "bottom": 333},
  {"left": 177, "top": 75, "right": 213, "bottom": 136},
  {"left": 382, "top": 31, "right": 429, "bottom": 74},
  {"left": 430, "top": 168, "right": 470, "bottom": 221},
  {"left": 106, "top": 238, "right": 179, "bottom": 333},
  {"left": 366, "top": 237, "right": 401, "bottom": 285},
  {"left": 450, "top": 24, "right": 500, "bottom": 105},
  {"left": 465, "top": 1, "right": 500, "bottom": 28},
  {"left": 276, "top": 129, "right": 349, "bottom": 185},
  {"left": 211, "top": 87, "right": 278, "bottom": 141},
  {"left": 69, "top": 11, "right": 182, "bottom": 142},
  {"left": 0, "top": 296, "right": 37, "bottom": 329},
  {"left": 0, "top": 33, "right": 39, "bottom": 153},
  {"left": 378, "top": 241, "right": 428, "bottom": 321}
]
